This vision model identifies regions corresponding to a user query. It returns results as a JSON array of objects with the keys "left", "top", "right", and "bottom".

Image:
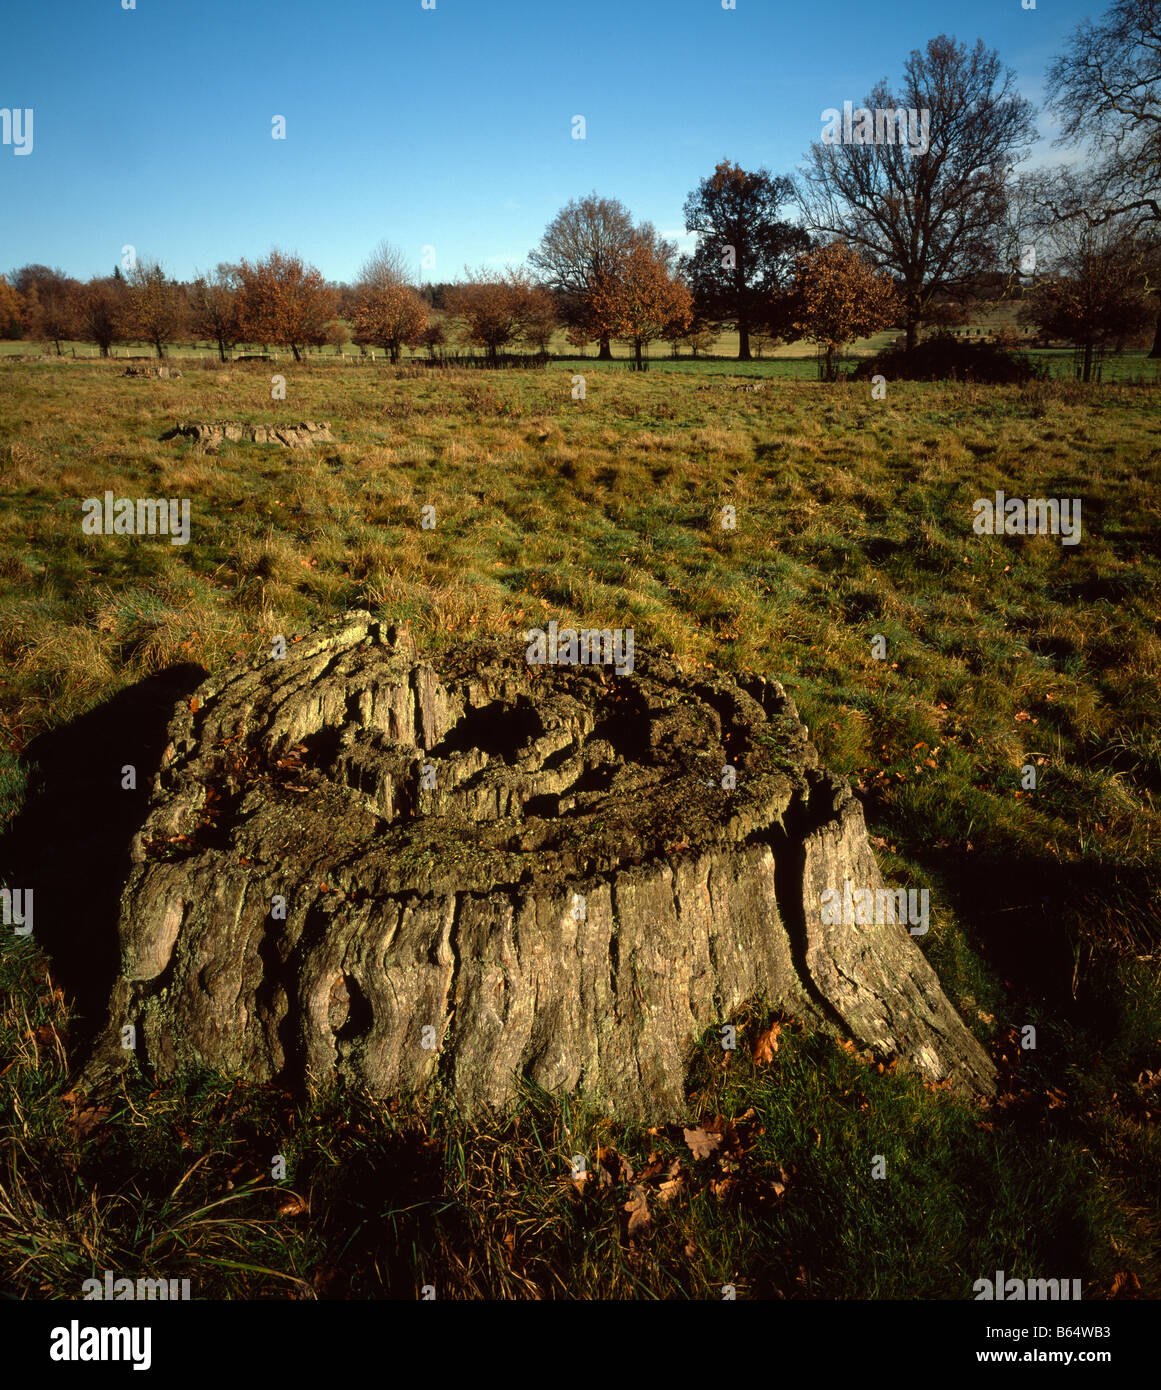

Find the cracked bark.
[{"left": 80, "top": 610, "right": 995, "bottom": 1118}]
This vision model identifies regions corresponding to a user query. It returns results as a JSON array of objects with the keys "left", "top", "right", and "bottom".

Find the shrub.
[{"left": 850, "top": 332, "right": 1045, "bottom": 384}]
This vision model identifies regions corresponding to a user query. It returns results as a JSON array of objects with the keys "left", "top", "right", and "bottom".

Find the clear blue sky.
[{"left": 0, "top": 0, "right": 1097, "bottom": 285}]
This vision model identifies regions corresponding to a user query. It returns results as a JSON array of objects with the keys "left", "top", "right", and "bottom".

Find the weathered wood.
[{"left": 81, "top": 611, "right": 995, "bottom": 1117}]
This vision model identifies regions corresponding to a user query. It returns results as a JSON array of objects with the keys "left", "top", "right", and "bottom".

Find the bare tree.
[
  {"left": 798, "top": 35, "right": 1036, "bottom": 348},
  {"left": 1044, "top": 0, "right": 1161, "bottom": 354}
]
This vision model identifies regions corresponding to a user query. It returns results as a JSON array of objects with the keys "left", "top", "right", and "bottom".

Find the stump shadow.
[{"left": 0, "top": 664, "right": 206, "bottom": 1053}]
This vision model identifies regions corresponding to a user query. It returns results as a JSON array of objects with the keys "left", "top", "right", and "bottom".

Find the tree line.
[{"left": 2, "top": 6, "right": 1157, "bottom": 379}]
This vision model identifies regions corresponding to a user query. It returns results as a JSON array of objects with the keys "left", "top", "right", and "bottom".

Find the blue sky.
[{"left": 0, "top": 0, "right": 1097, "bottom": 285}]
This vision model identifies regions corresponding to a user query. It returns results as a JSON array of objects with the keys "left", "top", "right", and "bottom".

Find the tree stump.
[{"left": 82, "top": 611, "right": 996, "bottom": 1118}]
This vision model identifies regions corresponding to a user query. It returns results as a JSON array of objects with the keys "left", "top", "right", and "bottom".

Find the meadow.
[{"left": 0, "top": 354, "right": 1158, "bottom": 1299}]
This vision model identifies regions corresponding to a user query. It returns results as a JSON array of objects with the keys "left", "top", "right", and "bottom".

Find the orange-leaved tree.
[
  {"left": 350, "top": 242, "right": 428, "bottom": 363},
  {"left": 590, "top": 233, "right": 692, "bottom": 370},
  {"left": 123, "top": 260, "right": 186, "bottom": 359},
  {"left": 445, "top": 267, "right": 544, "bottom": 363},
  {"left": 791, "top": 240, "right": 900, "bottom": 380},
  {"left": 0, "top": 275, "right": 27, "bottom": 339},
  {"left": 236, "top": 250, "right": 337, "bottom": 362}
]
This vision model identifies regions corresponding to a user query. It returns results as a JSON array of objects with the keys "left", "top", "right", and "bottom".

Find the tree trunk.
[
  {"left": 291, "top": 344, "right": 302, "bottom": 363},
  {"left": 217, "top": 338, "right": 227, "bottom": 363},
  {"left": 79, "top": 612, "right": 998, "bottom": 1120},
  {"left": 905, "top": 319, "right": 920, "bottom": 351},
  {"left": 825, "top": 344, "right": 836, "bottom": 381},
  {"left": 1149, "top": 299, "right": 1161, "bottom": 359},
  {"left": 738, "top": 320, "right": 751, "bottom": 361},
  {"left": 1082, "top": 342, "right": 1093, "bottom": 383},
  {"left": 598, "top": 336, "right": 612, "bottom": 360}
]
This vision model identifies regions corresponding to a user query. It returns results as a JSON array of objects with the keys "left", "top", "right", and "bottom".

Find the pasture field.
[{"left": 1, "top": 358, "right": 1159, "bottom": 1298}]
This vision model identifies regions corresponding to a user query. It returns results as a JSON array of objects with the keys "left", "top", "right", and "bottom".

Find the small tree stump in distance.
[{"left": 82, "top": 611, "right": 996, "bottom": 1118}]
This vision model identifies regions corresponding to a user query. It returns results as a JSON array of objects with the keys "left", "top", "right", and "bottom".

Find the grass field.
[{"left": 1, "top": 357, "right": 1159, "bottom": 1298}]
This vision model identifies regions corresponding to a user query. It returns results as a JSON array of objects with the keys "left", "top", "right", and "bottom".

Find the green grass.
[{"left": 1, "top": 358, "right": 1158, "bottom": 1298}]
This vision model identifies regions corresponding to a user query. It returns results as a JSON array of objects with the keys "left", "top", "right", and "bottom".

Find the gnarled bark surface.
[{"left": 82, "top": 611, "right": 995, "bottom": 1117}]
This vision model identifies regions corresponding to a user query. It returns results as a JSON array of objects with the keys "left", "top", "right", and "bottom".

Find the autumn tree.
[
  {"left": 446, "top": 268, "right": 544, "bottom": 362},
  {"left": 798, "top": 35, "right": 1036, "bottom": 348},
  {"left": 1044, "top": 0, "right": 1161, "bottom": 354},
  {"left": 590, "top": 234, "right": 692, "bottom": 370},
  {"left": 236, "top": 250, "right": 337, "bottom": 362},
  {"left": 76, "top": 275, "right": 127, "bottom": 357},
  {"left": 188, "top": 264, "right": 242, "bottom": 362},
  {"left": 123, "top": 261, "right": 186, "bottom": 358},
  {"left": 529, "top": 194, "right": 635, "bottom": 359},
  {"left": 325, "top": 319, "right": 351, "bottom": 355},
  {"left": 417, "top": 320, "right": 446, "bottom": 360},
  {"left": 0, "top": 275, "right": 27, "bottom": 339},
  {"left": 792, "top": 240, "right": 901, "bottom": 379},
  {"left": 14, "top": 265, "right": 80, "bottom": 355},
  {"left": 681, "top": 161, "right": 810, "bottom": 360},
  {"left": 350, "top": 242, "right": 429, "bottom": 363},
  {"left": 1018, "top": 223, "right": 1154, "bottom": 380},
  {"left": 519, "top": 286, "right": 559, "bottom": 352}
]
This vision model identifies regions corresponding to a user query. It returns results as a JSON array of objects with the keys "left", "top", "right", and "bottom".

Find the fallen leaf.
[
  {"left": 277, "top": 1194, "right": 308, "bottom": 1216},
  {"left": 70, "top": 1104, "right": 111, "bottom": 1140},
  {"left": 623, "top": 1186, "right": 650, "bottom": 1235},
  {"left": 658, "top": 1174, "right": 685, "bottom": 1204},
  {"left": 753, "top": 1024, "right": 781, "bottom": 1064},
  {"left": 683, "top": 1127, "right": 722, "bottom": 1161}
]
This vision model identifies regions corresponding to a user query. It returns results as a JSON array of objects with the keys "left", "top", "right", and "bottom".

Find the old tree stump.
[{"left": 83, "top": 611, "right": 995, "bottom": 1118}]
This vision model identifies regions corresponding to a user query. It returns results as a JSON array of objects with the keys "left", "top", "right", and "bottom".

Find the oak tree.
[
  {"left": 529, "top": 195, "right": 635, "bottom": 359},
  {"left": 1044, "top": 0, "right": 1161, "bottom": 353},
  {"left": 798, "top": 35, "right": 1036, "bottom": 348},
  {"left": 681, "top": 161, "right": 809, "bottom": 360}
]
